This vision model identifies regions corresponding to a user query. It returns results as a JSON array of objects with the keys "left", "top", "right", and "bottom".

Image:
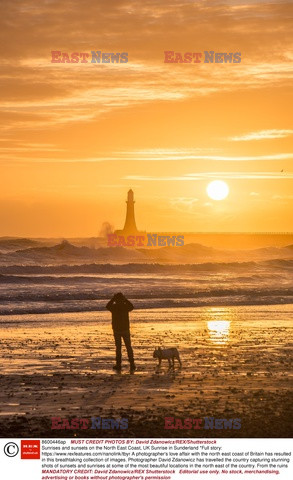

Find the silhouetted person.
[{"left": 106, "top": 292, "right": 136, "bottom": 372}]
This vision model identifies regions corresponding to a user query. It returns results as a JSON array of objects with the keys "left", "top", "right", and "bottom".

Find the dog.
[{"left": 153, "top": 347, "right": 182, "bottom": 368}]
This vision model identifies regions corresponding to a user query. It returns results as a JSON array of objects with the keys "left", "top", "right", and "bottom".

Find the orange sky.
[{"left": 0, "top": 0, "right": 292, "bottom": 236}]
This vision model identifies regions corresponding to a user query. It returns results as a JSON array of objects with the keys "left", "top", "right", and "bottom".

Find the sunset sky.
[{"left": 0, "top": 0, "right": 292, "bottom": 236}]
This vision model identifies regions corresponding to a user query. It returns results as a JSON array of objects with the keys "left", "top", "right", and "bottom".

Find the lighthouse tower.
[
  {"left": 114, "top": 189, "right": 146, "bottom": 239},
  {"left": 122, "top": 189, "right": 138, "bottom": 234}
]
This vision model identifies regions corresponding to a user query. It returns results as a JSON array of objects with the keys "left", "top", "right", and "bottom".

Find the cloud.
[
  {"left": 271, "top": 194, "right": 293, "bottom": 200},
  {"left": 170, "top": 196, "right": 199, "bottom": 209},
  {"left": 1, "top": 57, "right": 293, "bottom": 132},
  {"left": 124, "top": 172, "right": 293, "bottom": 181},
  {"left": 0, "top": 0, "right": 293, "bottom": 132},
  {"left": 230, "top": 129, "right": 293, "bottom": 141},
  {"left": 121, "top": 150, "right": 293, "bottom": 162},
  {"left": 0, "top": 142, "right": 63, "bottom": 153},
  {"left": 2, "top": 151, "right": 293, "bottom": 165}
]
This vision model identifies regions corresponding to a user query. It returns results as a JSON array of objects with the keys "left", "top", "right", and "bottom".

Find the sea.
[{"left": 0, "top": 259, "right": 292, "bottom": 318}]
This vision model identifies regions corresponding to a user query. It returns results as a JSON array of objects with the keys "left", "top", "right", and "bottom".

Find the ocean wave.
[
  {"left": 0, "top": 294, "right": 292, "bottom": 316},
  {"left": 0, "top": 272, "right": 285, "bottom": 285},
  {"left": 0, "top": 287, "right": 292, "bottom": 302},
  {"left": 0, "top": 260, "right": 292, "bottom": 316},
  {"left": 0, "top": 259, "right": 292, "bottom": 275}
]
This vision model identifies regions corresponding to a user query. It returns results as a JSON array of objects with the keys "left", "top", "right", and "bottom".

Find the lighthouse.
[
  {"left": 122, "top": 189, "right": 138, "bottom": 234},
  {"left": 114, "top": 189, "right": 145, "bottom": 237}
]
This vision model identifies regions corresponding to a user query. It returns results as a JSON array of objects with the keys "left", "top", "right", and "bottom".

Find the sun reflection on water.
[{"left": 207, "top": 320, "right": 231, "bottom": 344}]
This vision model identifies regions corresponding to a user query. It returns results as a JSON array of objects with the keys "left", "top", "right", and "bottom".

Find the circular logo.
[{"left": 4, "top": 442, "right": 19, "bottom": 457}]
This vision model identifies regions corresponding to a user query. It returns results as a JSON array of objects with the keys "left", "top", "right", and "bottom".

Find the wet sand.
[{"left": 0, "top": 306, "right": 292, "bottom": 437}]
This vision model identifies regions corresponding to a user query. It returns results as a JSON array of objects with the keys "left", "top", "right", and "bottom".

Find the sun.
[{"left": 207, "top": 180, "right": 229, "bottom": 201}]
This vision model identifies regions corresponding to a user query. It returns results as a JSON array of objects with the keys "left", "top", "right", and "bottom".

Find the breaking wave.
[{"left": 0, "top": 260, "right": 292, "bottom": 316}]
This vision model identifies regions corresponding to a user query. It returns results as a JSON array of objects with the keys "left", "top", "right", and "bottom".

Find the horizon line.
[{"left": 1, "top": 232, "right": 293, "bottom": 239}]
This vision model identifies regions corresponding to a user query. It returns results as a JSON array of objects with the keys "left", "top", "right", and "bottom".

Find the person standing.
[{"left": 106, "top": 292, "right": 136, "bottom": 372}]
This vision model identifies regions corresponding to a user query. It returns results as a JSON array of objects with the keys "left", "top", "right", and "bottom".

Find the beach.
[{"left": 0, "top": 305, "right": 292, "bottom": 438}]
